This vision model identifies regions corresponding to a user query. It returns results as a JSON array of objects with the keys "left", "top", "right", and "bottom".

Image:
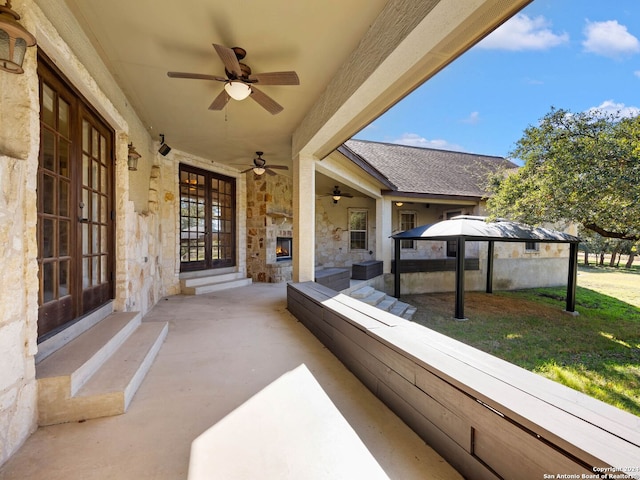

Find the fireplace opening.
[{"left": 276, "top": 237, "right": 292, "bottom": 261}]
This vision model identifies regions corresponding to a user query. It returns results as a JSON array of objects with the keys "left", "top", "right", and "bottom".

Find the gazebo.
[{"left": 391, "top": 216, "right": 581, "bottom": 320}]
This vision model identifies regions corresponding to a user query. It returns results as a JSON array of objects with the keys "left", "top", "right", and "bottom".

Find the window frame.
[
  {"left": 348, "top": 208, "right": 368, "bottom": 251},
  {"left": 399, "top": 210, "right": 417, "bottom": 249}
]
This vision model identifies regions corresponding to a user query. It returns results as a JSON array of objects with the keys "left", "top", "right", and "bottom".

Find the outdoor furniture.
[
  {"left": 351, "top": 260, "right": 383, "bottom": 280},
  {"left": 314, "top": 267, "right": 350, "bottom": 291}
]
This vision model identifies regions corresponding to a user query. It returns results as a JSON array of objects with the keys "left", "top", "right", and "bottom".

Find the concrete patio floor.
[{"left": 0, "top": 283, "right": 460, "bottom": 480}]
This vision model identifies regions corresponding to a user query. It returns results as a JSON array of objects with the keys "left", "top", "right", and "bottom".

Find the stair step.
[
  {"left": 183, "top": 277, "right": 252, "bottom": 295},
  {"left": 402, "top": 307, "right": 417, "bottom": 321},
  {"left": 181, "top": 271, "right": 246, "bottom": 288},
  {"left": 377, "top": 297, "right": 397, "bottom": 312},
  {"left": 360, "top": 290, "right": 387, "bottom": 306},
  {"left": 36, "top": 311, "right": 141, "bottom": 395},
  {"left": 390, "top": 301, "right": 410, "bottom": 317},
  {"left": 76, "top": 322, "right": 168, "bottom": 412},
  {"left": 351, "top": 286, "right": 375, "bottom": 299}
]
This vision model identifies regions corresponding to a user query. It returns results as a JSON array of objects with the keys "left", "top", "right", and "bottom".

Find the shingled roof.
[{"left": 342, "top": 139, "right": 517, "bottom": 198}]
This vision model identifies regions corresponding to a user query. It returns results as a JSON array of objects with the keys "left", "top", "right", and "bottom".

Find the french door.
[
  {"left": 37, "top": 56, "right": 114, "bottom": 341},
  {"left": 179, "top": 164, "right": 236, "bottom": 272}
]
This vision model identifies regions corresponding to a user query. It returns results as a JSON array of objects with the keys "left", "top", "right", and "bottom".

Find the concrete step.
[
  {"left": 37, "top": 312, "right": 141, "bottom": 396},
  {"left": 360, "top": 290, "right": 387, "bottom": 306},
  {"left": 180, "top": 271, "right": 247, "bottom": 289},
  {"left": 36, "top": 312, "right": 168, "bottom": 426},
  {"left": 73, "top": 322, "right": 168, "bottom": 419},
  {"left": 390, "top": 301, "right": 410, "bottom": 317},
  {"left": 182, "top": 277, "right": 253, "bottom": 295},
  {"left": 402, "top": 306, "right": 417, "bottom": 321},
  {"left": 350, "top": 286, "right": 375, "bottom": 299},
  {"left": 348, "top": 287, "right": 418, "bottom": 321},
  {"left": 376, "top": 296, "right": 398, "bottom": 312}
]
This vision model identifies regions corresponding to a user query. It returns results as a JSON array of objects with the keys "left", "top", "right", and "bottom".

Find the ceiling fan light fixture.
[
  {"left": 224, "top": 80, "right": 251, "bottom": 101},
  {"left": 252, "top": 167, "right": 266, "bottom": 175},
  {"left": 332, "top": 195, "right": 341, "bottom": 203}
]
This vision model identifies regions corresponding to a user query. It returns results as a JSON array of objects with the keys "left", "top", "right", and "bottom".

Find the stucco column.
[
  {"left": 376, "top": 197, "right": 392, "bottom": 273},
  {"left": 293, "top": 153, "right": 316, "bottom": 282}
]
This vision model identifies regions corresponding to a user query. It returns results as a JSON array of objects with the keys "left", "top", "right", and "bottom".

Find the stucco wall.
[{"left": 315, "top": 195, "right": 378, "bottom": 267}]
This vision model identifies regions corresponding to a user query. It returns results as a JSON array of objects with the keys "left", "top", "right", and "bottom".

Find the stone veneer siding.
[
  {"left": 246, "top": 173, "right": 293, "bottom": 283},
  {"left": 0, "top": 3, "right": 39, "bottom": 463}
]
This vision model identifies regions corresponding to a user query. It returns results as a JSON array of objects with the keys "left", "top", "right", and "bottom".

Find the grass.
[{"left": 404, "top": 265, "right": 640, "bottom": 416}]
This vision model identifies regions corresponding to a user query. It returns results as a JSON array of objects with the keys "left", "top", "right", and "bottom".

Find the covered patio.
[{"left": 0, "top": 284, "right": 460, "bottom": 480}]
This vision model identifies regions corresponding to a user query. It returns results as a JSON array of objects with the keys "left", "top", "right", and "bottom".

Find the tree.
[{"left": 487, "top": 108, "right": 640, "bottom": 242}]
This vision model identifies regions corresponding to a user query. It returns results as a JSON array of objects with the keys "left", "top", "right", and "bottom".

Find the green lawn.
[{"left": 405, "top": 265, "right": 640, "bottom": 416}]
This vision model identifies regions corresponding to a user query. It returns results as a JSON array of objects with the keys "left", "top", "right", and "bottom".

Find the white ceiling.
[
  {"left": 57, "top": 0, "right": 531, "bottom": 186},
  {"left": 62, "top": 0, "right": 390, "bottom": 169}
]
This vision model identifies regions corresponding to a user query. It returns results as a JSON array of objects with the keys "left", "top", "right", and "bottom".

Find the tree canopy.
[{"left": 487, "top": 108, "right": 640, "bottom": 241}]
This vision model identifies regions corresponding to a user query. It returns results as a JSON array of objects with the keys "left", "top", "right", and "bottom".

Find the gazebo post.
[
  {"left": 455, "top": 237, "right": 466, "bottom": 320},
  {"left": 566, "top": 242, "right": 578, "bottom": 313},
  {"left": 486, "top": 240, "right": 494, "bottom": 294},
  {"left": 394, "top": 237, "right": 401, "bottom": 299}
]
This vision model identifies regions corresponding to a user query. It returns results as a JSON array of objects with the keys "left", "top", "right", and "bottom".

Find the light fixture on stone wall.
[
  {"left": 128, "top": 143, "right": 141, "bottom": 171},
  {"left": 158, "top": 134, "right": 171, "bottom": 156},
  {"left": 0, "top": 0, "right": 37, "bottom": 74},
  {"left": 395, "top": 201, "right": 404, "bottom": 207}
]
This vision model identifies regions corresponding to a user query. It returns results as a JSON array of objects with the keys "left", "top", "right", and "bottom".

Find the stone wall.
[
  {"left": 0, "top": 5, "right": 39, "bottom": 463},
  {"left": 246, "top": 173, "right": 293, "bottom": 282}
]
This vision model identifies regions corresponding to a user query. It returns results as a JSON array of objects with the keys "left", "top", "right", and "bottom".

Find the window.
[
  {"left": 400, "top": 211, "right": 416, "bottom": 249},
  {"left": 349, "top": 209, "right": 368, "bottom": 250},
  {"left": 445, "top": 210, "right": 462, "bottom": 257},
  {"left": 525, "top": 241, "right": 539, "bottom": 252}
]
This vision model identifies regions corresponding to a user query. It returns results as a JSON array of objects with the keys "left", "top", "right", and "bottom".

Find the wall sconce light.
[
  {"left": 395, "top": 201, "right": 404, "bottom": 207},
  {"left": 158, "top": 134, "right": 171, "bottom": 156},
  {"left": 0, "top": 0, "right": 37, "bottom": 74},
  {"left": 127, "top": 143, "right": 141, "bottom": 171}
]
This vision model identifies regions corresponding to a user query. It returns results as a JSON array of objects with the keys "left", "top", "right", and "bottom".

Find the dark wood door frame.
[
  {"left": 179, "top": 164, "right": 236, "bottom": 272},
  {"left": 37, "top": 53, "right": 115, "bottom": 341}
]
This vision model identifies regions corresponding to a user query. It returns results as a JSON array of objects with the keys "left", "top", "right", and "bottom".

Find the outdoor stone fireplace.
[
  {"left": 246, "top": 173, "right": 293, "bottom": 283},
  {"left": 276, "top": 236, "right": 292, "bottom": 261}
]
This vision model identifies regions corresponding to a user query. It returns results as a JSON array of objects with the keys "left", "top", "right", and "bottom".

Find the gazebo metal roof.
[
  {"left": 392, "top": 216, "right": 580, "bottom": 243},
  {"left": 391, "top": 216, "right": 581, "bottom": 319}
]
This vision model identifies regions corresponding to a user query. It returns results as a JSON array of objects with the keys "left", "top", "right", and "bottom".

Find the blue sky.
[{"left": 355, "top": 0, "right": 640, "bottom": 160}]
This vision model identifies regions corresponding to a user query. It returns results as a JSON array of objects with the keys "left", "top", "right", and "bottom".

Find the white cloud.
[
  {"left": 461, "top": 111, "right": 480, "bottom": 125},
  {"left": 587, "top": 100, "right": 640, "bottom": 118},
  {"left": 478, "top": 14, "right": 569, "bottom": 51},
  {"left": 582, "top": 20, "right": 640, "bottom": 58},
  {"left": 634, "top": 70, "right": 640, "bottom": 78},
  {"left": 393, "top": 133, "right": 465, "bottom": 152}
]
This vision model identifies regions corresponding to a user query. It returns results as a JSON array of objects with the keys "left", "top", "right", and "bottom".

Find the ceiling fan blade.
[
  {"left": 248, "top": 71, "right": 300, "bottom": 86},
  {"left": 240, "top": 167, "right": 254, "bottom": 173},
  {"left": 167, "top": 71, "right": 226, "bottom": 81},
  {"left": 213, "top": 44, "right": 242, "bottom": 77},
  {"left": 265, "top": 168, "right": 277, "bottom": 176},
  {"left": 249, "top": 86, "right": 283, "bottom": 115},
  {"left": 266, "top": 165, "right": 288, "bottom": 170},
  {"left": 209, "top": 90, "right": 230, "bottom": 110}
]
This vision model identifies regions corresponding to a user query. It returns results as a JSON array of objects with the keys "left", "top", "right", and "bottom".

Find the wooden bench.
[
  {"left": 314, "top": 268, "right": 350, "bottom": 291},
  {"left": 351, "top": 260, "right": 383, "bottom": 280},
  {"left": 287, "top": 281, "right": 640, "bottom": 480}
]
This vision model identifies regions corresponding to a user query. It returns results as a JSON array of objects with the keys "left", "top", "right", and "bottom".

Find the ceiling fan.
[
  {"left": 167, "top": 44, "right": 299, "bottom": 115},
  {"left": 239, "top": 152, "right": 289, "bottom": 176},
  {"left": 325, "top": 186, "right": 354, "bottom": 204}
]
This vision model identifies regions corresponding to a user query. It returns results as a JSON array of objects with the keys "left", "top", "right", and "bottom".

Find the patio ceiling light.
[
  {"left": 224, "top": 80, "right": 251, "bottom": 101},
  {"left": 0, "top": 0, "right": 37, "bottom": 74},
  {"left": 252, "top": 166, "right": 266, "bottom": 175}
]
